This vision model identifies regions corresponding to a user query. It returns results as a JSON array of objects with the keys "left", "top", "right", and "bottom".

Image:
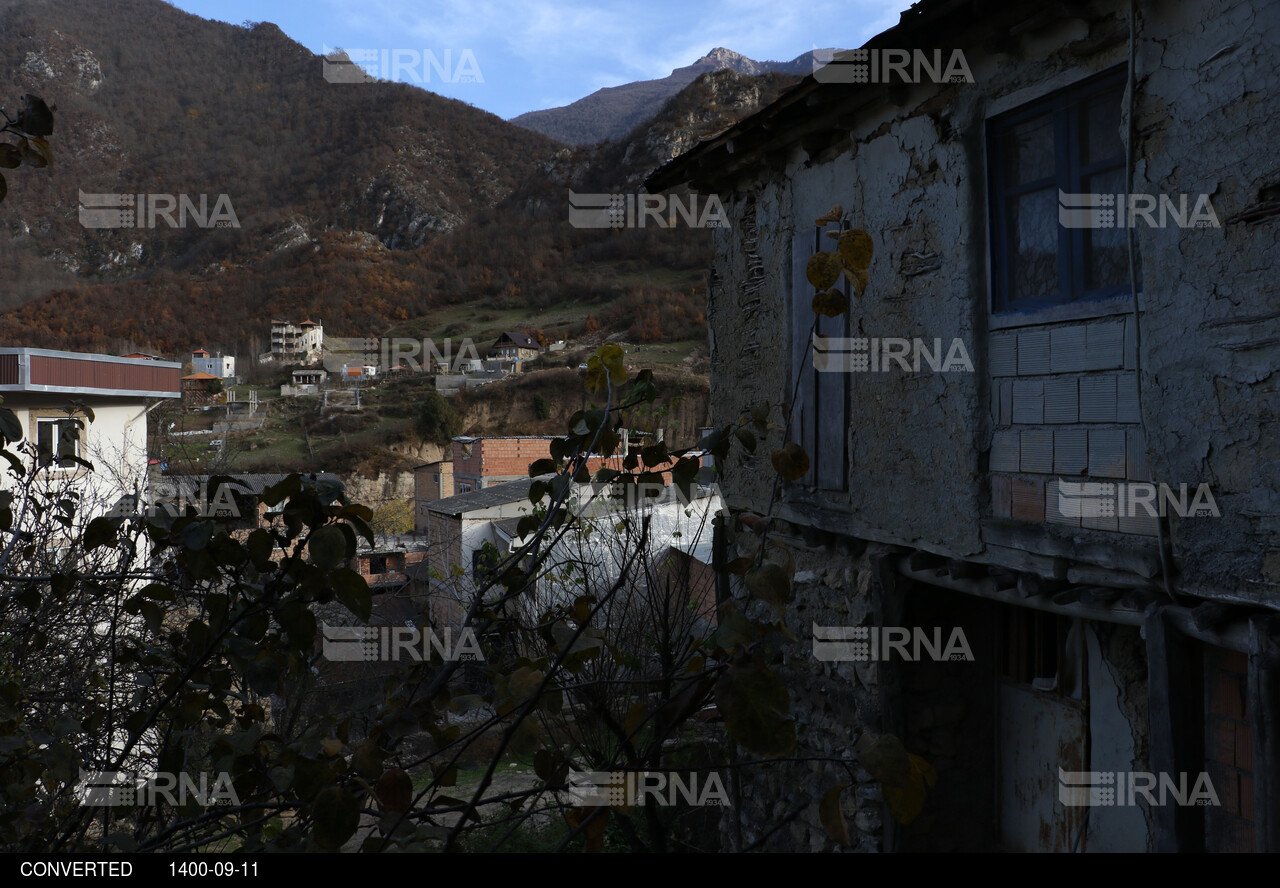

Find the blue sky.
[{"left": 166, "top": 0, "right": 908, "bottom": 119}]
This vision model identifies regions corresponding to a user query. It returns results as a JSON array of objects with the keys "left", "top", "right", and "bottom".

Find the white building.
[
  {"left": 191, "top": 349, "right": 235, "bottom": 380},
  {"left": 0, "top": 347, "right": 181, "bottom": 518},
  {"left": 266, "top": 319, "right": 324, "bottom": 364}
]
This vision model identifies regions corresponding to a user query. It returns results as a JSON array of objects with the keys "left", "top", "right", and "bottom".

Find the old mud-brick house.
[{"left": 649, "top": 0, "right": 1279, "bottom": 852}]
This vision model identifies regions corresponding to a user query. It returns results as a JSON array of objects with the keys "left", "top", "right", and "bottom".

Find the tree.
[
  {"left": 414, "top": 391, "right": 462, "bottom": 445},
  {"left": 0, "top": 283, "right": 932, "bottom": 851},
  {"left": 0, "top": 94, "right": 54, "bottom": 203}
]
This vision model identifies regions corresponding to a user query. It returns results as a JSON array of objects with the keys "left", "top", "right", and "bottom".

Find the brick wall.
[
  {"left": 987, "top": 318, "right": 1157, "bottom": 535},
  {"left": 450, "top": 437, "right": 675, "bottom": 493}
]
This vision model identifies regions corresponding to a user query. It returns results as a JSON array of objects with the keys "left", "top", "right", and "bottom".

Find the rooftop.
[
  {"left": 0, "top": 348, "right": 181, "bottom": 399},
  {"left": 424, "top": 476, "right": 548, "bottom": 517}
]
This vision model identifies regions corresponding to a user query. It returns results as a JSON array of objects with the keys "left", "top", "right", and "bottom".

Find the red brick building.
[{"left": 413, "top": 436, "right": 679, "bottom": 534}]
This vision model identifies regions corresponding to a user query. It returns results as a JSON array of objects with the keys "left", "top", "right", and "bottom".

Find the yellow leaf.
[
  {"left": 811, "top": 288, "right": 849, "bottom": 317},
  {"left": 770, "top": 442, "right": 810, "bottom": 481},
  {"left": 814, "top": 205, "right": 843, "bottom": 225},
  {"left": 805, "top": 251, "right": 841, "bottom": 289},
  {"left": 837, "top": 229, "right": 873, "bottom": 271},
  {"left": 584, "top": 356, "right": 608, "bottom": 393},
  {"left": 597, "top": 343, "right": 627, "bottom": 384},
  {"left": 842, "top": 263, "right": 869, "bottom": 294}
]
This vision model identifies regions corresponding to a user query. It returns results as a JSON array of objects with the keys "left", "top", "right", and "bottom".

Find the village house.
[
  {"left": 190, "top": 348, "right": 236, "bottom": 381},
  {"left": 413, "top": 433, "right": 677, "bottom": 531},
  {"left": 490, "top": 331, "right": 542, "bottom": 364},
  {"left": 649, "top": 0, "right": 1279, "bottom": 853},
  {"left": 262, "top": 318, "right": 324, "bottom": 364},
  {"left": 0, "top": 348, "right": 181, "bottom": 516},
  {"left": 180, "top": 371, "right": 222, "bottom": 407},
  {"left": 417, "top": 474, "right": 720, "bottom": 648},
  {"left": 283, "top": 367, "right": 328, "bottom": 397}
]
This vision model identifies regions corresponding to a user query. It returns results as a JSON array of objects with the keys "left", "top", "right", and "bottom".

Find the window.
[
  {"left": 988, "top": 67, "right": 1140, "bottom": 312},
  {"left": 368, "top": 554, "right": 388, "bottom": 574},
  {"left": 36, "top": 418, "right": 80, "bottom": 468},
  {"left": 998, "top": 606, "right": 1080, "bottom": 698},
  {"left": 790, "top": 220, "right": 850, "bottom": 490}
]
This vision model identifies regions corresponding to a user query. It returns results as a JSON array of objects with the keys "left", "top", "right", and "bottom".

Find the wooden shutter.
[{"left": 790, "top": 224, "right": 849, "bottom": 490}]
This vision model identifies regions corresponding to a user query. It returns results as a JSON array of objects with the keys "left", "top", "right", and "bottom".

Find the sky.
[{"left": 166, "top": 0, "right": 909, "bottom": 120}]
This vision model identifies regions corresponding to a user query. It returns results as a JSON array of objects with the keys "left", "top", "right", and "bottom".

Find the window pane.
[
  {"left": 1082, "top": 167, "right": 1134, "bottom": 292},
  {"left": 37, "top": 422, "right": 53, "bottom": 466},
  {"left": 57, "top": 421, "right": 78, "bottom": 466},
  {"left": 1002, "top": 114, "right": 1055, "bottom": 185},
  {"left": 1082, "top": 94, "right": 1124, "bottom": 165},
  {"left": 1008, "top": 188, "right": 1059, "bottom": 304}
]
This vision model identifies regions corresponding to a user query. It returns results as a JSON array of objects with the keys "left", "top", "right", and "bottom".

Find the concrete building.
[
  {"left": 650, "top": 0, "right": 1280, "bottom": 853},
  {"left": 412, "top": 435, "right": 676, "bottom": 533},
  {"left": 0, "top": 348, "right": 181, "bottom": 516},
  {"left": 265, "top": 319, "right": 324, "bottom": 364},
  {"left": 191, "top": 349, "right": 235, "bottom": 380}
]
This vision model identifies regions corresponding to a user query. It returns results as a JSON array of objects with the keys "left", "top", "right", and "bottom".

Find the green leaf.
[
  {"left": 641, "top": 441, "right": 669, "bottom": 467},
  {"left": 312, "top": 786, "right": 361, "bottom": 850},
  {"left": 714, "top": 659, "right": 795, "bottom": 758},
  {"left": 528, "top": 458, "right": 558, "bottom": 477},
  {"left": 351, "top": 740, "right": 383, "bottom": 778},
  {"left": 329, "top": 569, "right": 371, "bottom": 621},
  {"left": 495, "top": 666, "right": 543, "bottom": 716},
  {"left": 16, "top": 138, "right": 45, "bottom": 169},
  {"left": 84, "top": 517, "right": 117, "bottom": 551},
  {"left": 17, "top": 95, "right": 54, "bottom": 137},
  {"left": 29, "top": 136, "right": 52, "bottom": 168},
  {"left": 819, "top": 783, "right": 852, "bottom": 847},
  {"left": 309, "top": 525, "right": 349, "bottom": 568}
]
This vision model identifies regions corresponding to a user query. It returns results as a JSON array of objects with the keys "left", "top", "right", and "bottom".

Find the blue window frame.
[{"left": 987, "top": 67, "right": 1140, "bottom": 313}]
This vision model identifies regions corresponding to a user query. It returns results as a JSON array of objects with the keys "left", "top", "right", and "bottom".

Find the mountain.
[
  {"left": 510, "top": 47, "right": 820, "bottom": 146},
  {"left": 0, "top": 1, "right": 798, "bottom": 357},
  {"left": 0, "top": 0, "right": 560, "bottom": 305}
]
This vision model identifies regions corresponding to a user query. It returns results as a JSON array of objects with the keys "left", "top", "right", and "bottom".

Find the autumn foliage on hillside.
[{"left": 0, "top": 0, "right": 795, "bottom": 353}]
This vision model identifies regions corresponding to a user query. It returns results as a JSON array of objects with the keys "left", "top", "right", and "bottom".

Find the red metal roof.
[{"left": 0, "top": 349, "right": 181, "bottom": 398}]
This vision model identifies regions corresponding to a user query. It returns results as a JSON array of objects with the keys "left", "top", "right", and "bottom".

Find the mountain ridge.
[{"left": 510, "top": 46, "right": 821, "bottom": 145}]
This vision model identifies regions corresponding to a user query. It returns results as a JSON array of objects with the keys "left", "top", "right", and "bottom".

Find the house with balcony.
[
  {"left": 649, "top": 0, "right": 1279, "bottom": 853},
  {"left": 490, "top": 332, "right": 541, "bottom": 365},
  {"left": 263, "top": 319, "right": 324, "bottom": 364}
]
